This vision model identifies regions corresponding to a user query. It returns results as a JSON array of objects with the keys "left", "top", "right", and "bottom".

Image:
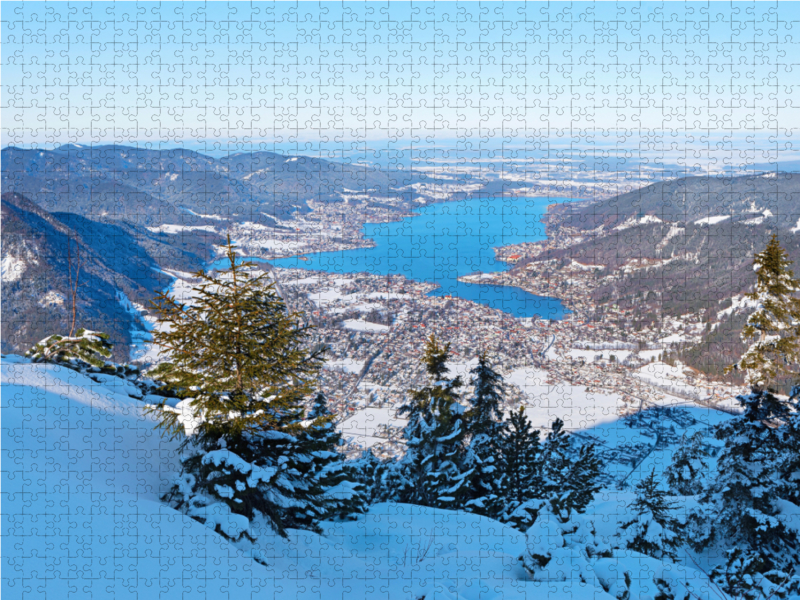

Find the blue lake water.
[{"left": 263, "top": 197, "right": 572, "bottom": 320}]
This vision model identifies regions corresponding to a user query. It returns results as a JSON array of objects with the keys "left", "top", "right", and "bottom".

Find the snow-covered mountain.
[{"left": 0, "top": 192, "right": 221, "bottom": 358}]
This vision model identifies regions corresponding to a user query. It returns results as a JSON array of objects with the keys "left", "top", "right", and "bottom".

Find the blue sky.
[{"left": 3, "top": 1, "right": 799, "bottom": 158}]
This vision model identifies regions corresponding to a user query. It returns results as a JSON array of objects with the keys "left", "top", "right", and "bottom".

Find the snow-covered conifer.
[
  {"left": 465, "top": 352, "right": 504, "bottom": 437},
  {"left": 619, "top": 470, "right": 682, "bottom": 561},
  {"left": 550, "top": 442, "right": 602, "bottom": 521},
  {"left": 697, "top": 235, "right": 800, "bottom": 572},
  {"left": 296, "top": 392, "right": 367, "bottom": 522},
  {"left": 150, "top": 237, "right": 328, "bottom": 538},
  {"left": 463, "top": 353, "right": 504, "bottom": 517},
  {"left": 778, "top": 387, "right": 800, "bottom": 505},
  {"left": 541, "top": 417, "right": 572, "bottom": 491},
  {"left": 702, "top": 390, "right": 799, "bottom": 570},
  {"left": 710, "top": 549, "right": 768, "bottom": 600},
  {"left": 522, "top": 506, "right": 607, "bottom": 587},
  {"left": 26, "top": 329, "right": 119, "bottom": 373},
  {"left": 664, "top": 430, "right": 709, "bottom": 496},
  {"left": 350, "top": 448, "right": 381, "bottom": 503},
  {"left": 371, "top": 456, "right": 406, "bottom": 502},
  {"left": 397, "top": 335, "right": 469, "bottom": 508},
  {"left": 496, "top": 407, "right": 544, "bottom": 528},
  {"left": 538, "top": 418, "right": 602, "bottom": 521},
  {"left": 728, "top": 234, "right": 800, "bottom": 391}
]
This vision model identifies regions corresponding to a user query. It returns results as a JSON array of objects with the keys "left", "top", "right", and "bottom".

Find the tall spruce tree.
[
  {"left": 397, "top": 335, "right": 469, "bottom": 508},
  {"left": 541, "top": 417, "right": 572, "bottom": 492},
  {"left": 297, "top": 392, "right": 367, "bottom": 522},
  {"left": 701, "top": 390, "right": 799, "bottom": 570},
  {"left": 351, "top": 449, "right": 382, "bottom": 503},
  {"left": 539, "top": 418, "right": 601, "bottom": 521},
  {"left": 699, "top": 235, "right": 800, "bottom": 571},
  {"left": 552, "top": 442, "right": 602, "bottom": 520},
  {"left": 728, "top": 234, "right": 800, "bottom": 391},
  {"left": 496, "top": 406, "right": 543, "bottom": 528},
  {"left": 619, "top": 470, "right": 682, "bottom": 561},
  {"left": 149, "top": 237, "right": 329, "bottom": 539},
  {"left": 463, "top": 353, "right": 505, "bottom": 516},
  {"left": 779, "top": 386, "right": 800, "bottom": 505},
  {"left": 465, "top": 353, "right": 504, "bottom": 437}
]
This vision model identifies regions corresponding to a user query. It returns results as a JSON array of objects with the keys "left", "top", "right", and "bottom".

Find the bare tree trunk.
[{"left": 67, "top": 237, "right": 82, "bottom": 337}]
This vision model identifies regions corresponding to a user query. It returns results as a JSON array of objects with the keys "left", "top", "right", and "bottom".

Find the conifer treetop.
[
  {"left": 422, "top": 334, "right": 452, "bottom": 382},
  {"left": 26, "top": 329, "right": 116, "bottom": 371},
  {"left": 466, "top": 352, "right": 504, "bottom": 437}
]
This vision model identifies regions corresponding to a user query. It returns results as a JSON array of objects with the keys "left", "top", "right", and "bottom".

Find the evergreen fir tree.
[
  {"left": 702, "top": 389, "right": 799, "bottom": 570},
  {"left": 778, "top": 386, "right": 800, "bottom": 505},
  {"left": 550, "top": 442, "right": 602, "bottom": 520},
  {"left": 727, "top": 234, "right": 800, "bottom": 391},
  {"left": 463, "top": 353, "right": 505, "bottom": 517},
  {"left": 297, "top": 392, "right": 367, "bottom": 522},
  {"left": 465, "top": 352, "right": 504, "bottom": 437},
  {"left": 372, "top": 456, "right": 405, "bottom": 503},
  {"left": 697, "top": 237, "right": 800, "bottom": 573},
  {"left": 664, "top": 430, "right": 709, "bottom": 496},
  {"left": 351, "top": 449, "right": 381, "bottom": 503},
  {"left": 397, "top": 335, "right": 469, "bottom": 508},
  {"left": 538, "top": 418, "right": 602, "bottom": 521},
  {"left": 149, "top": 237, "right": 329, "bottom": 539},
  {"left": 496, "top": 407, "right": 544, "bottom": 528},
  {"left": 619, "top": 470, "right": 682, "bottom": 561},
  {"left": 541, "top": 417, "right": 572, "bottom": 492},
  {"left": 710, "top": 549, "right": 769, "bottom": 600}
]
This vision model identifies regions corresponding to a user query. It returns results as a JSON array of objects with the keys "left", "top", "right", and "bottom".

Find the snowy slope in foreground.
[{"left": 0, "top": 356, "right": 749, "bottom": 599}]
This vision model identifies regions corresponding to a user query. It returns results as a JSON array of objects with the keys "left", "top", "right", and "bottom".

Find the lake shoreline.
[{"left": 266, "top": 197, "right": 576, "bottom": 320}]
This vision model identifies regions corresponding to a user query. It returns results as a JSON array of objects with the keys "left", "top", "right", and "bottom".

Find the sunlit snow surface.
[{"left": 0, "top": 355, "right": 778, "bottom": 600}]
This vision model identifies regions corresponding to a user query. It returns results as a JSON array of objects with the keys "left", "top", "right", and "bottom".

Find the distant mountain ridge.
[
  {"left": 1, "top": 144, "right": 404, "bottom": 225},
  {"left": 557, "top": 172, "right": 800, "bottom": 231}
]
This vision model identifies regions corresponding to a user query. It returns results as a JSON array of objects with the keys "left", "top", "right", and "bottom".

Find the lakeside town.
[{"left": 133, "top": 186, "right": 747, "bottom": 464}]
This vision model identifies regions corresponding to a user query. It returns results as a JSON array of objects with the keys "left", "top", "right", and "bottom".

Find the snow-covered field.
[
  {"left": 634, "top": 362, "right": 712, "bottom": 401},
  {"left": 506, "top": 366, "right": 625, "bottom": 430},
  {"left": 343, "top": 319, "right": 390, "bottom": 333},
  {"left": 694, "top": 215, "right": 730, "bottom": 226},
  {"left": 147, "top": 224, "right": 219, "bottom": 234},
  {"left": 338, "top": 407, "right": 409, "bottom": 448}
]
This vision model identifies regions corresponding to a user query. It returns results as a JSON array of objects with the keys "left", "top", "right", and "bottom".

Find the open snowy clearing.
[
  {"left": 634, "top": 362, "right": 712, "bottom": 400},
  {"left": 694, "top": 215, "right": 730, "bottom": 225},
  {"left": 1, "top": 254, "right": 25, "bottom": 283},
  {"left": 506, "top": 367, "right": 626, "bottom": 430},
  {"left": 146, "top": 224, "right": 218, "bottom": 234}
]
